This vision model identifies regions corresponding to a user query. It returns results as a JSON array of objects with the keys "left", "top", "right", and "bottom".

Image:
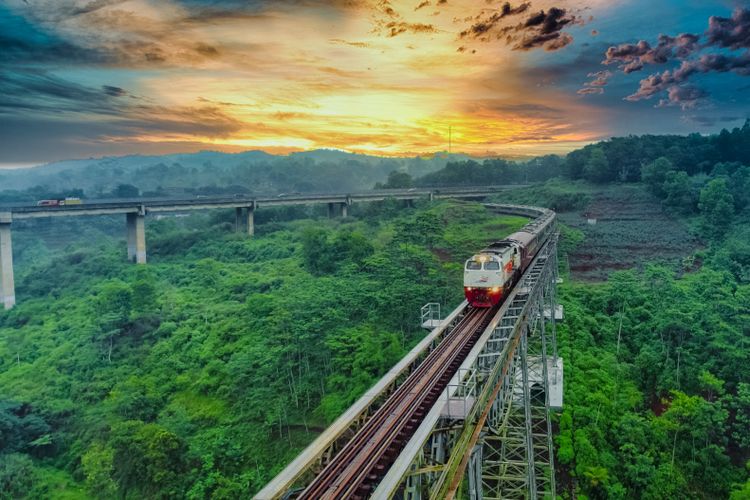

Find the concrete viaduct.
[{"left": 0, "top": 186, "right": 519, "bottom": 309}]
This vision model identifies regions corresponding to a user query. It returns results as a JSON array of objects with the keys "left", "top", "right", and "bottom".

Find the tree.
[
  {"left": 112, "top": 184, "right": 140, "bottom": 198},
  {"left": 376, "top": 170, "right": 413, "bottom": 189},
  {"left": 729, "top": 166, "right": 750, "bottom": 210},
  {"left": 582, "top": 147, "right": 612, "bottom": 183},
  {"left": 82, "top": 442, "right": 118, "bottom": 498},
  {"left": 662, "top": 170, "right": 695, "bottom": 212},
  {"left": 641, "top": 157, "right": 674, "bottom": 196},
  {"left": 699, "top": 178, "right": 735, "bottom": 240}
]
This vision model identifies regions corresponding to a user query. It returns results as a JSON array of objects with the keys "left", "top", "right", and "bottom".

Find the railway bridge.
[
  {"left": 0, "top": 186, "right": 519, "bottom": 309},
  {"left": 256, "top": 204, "right": 563, "bottom": 499}
]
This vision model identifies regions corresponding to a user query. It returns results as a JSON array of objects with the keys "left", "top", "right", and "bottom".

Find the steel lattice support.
[{"left": 373, "top": 234, "right": 562, "bottom": 500}]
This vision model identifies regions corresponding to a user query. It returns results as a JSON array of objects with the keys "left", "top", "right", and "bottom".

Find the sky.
[{"left": 1, "top": 0, "right": 749, "bottom": 165}]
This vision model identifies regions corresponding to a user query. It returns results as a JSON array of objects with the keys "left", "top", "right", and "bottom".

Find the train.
[
  {"left": 464, "top": 208, "right": 556, "bottom": 307},
  {"left": 36, "top": 197, "right": 83, "bottom": 207}
]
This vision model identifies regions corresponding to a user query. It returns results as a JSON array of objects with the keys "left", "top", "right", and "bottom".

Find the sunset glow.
[{"left": 1, "top": 0, "right": 748, "bottom": 162}]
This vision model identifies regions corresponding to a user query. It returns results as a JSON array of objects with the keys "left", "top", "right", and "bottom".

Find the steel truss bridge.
[{"left": 256, "top": 204, "right": 563, "bottom": 499}]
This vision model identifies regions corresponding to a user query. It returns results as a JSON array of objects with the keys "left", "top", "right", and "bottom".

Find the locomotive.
[{"left": 464, "top": 208, "right": 555, "bottom": 307}]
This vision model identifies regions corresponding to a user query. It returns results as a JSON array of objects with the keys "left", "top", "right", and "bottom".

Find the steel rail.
[
  {"left": 372, "top": 237, "right": 554, "bottom": 499},
  {"left": 298, "top": 307, "right": 494, "bottom": 498}
]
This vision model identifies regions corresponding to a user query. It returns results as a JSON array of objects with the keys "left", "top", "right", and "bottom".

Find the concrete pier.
[
  {"left": 327, "top": 203, "right": 347, "bottom": 218},
  {"left": 235, "top": 207, "right": 243, "bottom": 233},
  {"left": 246, "top": 207, "right": 255, "bottom": 236},
  {"left": 0, "top": 215, "right": 15, "bottom": 310},
  {"left": 126, "top": 212, "right": 146, "bottom": 264}
]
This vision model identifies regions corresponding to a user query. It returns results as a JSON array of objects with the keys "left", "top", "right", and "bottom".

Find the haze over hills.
[{"left": 0, "top": 149, "right": 478, "bottom": 197}]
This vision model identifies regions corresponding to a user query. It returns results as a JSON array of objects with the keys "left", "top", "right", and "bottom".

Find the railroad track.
[{"left": 297, "top": 306, "right": 496, "bottom": 499}]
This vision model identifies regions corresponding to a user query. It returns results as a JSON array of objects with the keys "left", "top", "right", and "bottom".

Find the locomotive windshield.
[
  {"left": 484, "top": 261, "right": 500, "bottom": 270},
  {"left": 466, "top": 260, "right": 482, "bottom": 270}
]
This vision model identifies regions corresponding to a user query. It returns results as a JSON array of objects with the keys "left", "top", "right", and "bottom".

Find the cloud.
[
  {"left": 602, "top": 7, "right": 750, "bottom": 110},
  {"left": 385, "top": 21, "right": 438, "bottom": 37},
  {"left": 458, "top": 2, "right": 530, "bottom": 38},
  {"left": 604, "top": 34, "right": 699, "bottom": 73},
  {"left": 656, "top": 85, "right": 708, "bottom": 110},
  {"left": 683, "top": 115, "right": 742, "bottom": 127},
  {"left": 102, "top": 85, "right": 127, "bottom": 97},
  {"left": 627, "top": 52, "right": 750, "bottom": 101},
  {"left": 69, "top": 0, "right": 129, "bottom": 16},
  {"left": 459, "top": 4, "right": 579, "bottom": 52},
  {"left": 577, "top": 87, "right": 604, "bottom": 95},
  {"left": 705, "top": 7, "right": 750, "bottom": 50},
  {"left": 578, "top": 69, "right": 611, "bottom": 95}
]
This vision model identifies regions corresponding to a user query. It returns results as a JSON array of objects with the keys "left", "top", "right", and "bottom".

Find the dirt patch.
[
  {"left": 559, "top": 185, "right": 699, "bottom": 282},
  {"left": 432, "top": 247, "right": 453, "bottom": 262}
]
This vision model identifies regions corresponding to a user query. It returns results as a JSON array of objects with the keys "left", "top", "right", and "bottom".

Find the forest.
[{"left": 1, "top": 124, "right": 750, "bottom": 499}]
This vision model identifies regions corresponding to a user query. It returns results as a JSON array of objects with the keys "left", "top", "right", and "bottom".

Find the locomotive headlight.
[
  {"left": 491, "top": 287, "right": 500, "bottom": 293},
  {"left": 466, "top": 287, "right": 472, "bottom": 291}
]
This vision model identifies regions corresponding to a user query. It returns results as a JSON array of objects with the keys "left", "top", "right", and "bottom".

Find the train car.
[
  {"left": 36, "top": 199, "right": 60, "bottom": 206},
  {"left": 35, "top": 197, "right": 83, "bottom": 207},
  {"left": 464, "top": 208, "right": 556, "bottom": 308}
]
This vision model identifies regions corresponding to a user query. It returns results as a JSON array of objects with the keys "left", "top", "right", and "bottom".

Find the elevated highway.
[{"left": 0, "top": 186, "right": 519, "bottom": 309}]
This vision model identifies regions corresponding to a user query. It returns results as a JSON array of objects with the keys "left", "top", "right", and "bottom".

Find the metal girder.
[{"left": 373, "top": 235, "right": 561, "bottom": 500}]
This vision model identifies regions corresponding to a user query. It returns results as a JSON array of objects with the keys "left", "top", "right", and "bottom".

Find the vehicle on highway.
[
  {"left": 36, "top": 197, "right": 83, "bottom": 207},
  {"left": 464, "top": 210, "right": 555, "bottom": 307}
]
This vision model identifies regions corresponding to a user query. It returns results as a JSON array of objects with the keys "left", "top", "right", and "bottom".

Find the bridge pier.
[
  {"left": 247, "top": 206, "right": 255, "bottom": 236},
  {"left": 126, "top": 212, "right": 146, "bottom": 264},
  {"left": 0, "top": 215, "right": 15, "bottom": 310},
  {"left": 235, "top": 207, "right": 243, "bottom": 233},
  {"left": 235, "top": 207, "right": 255, "bottom": 235},
  {"left": 327, "top": 203, "right": 348, "bottom": 218}
]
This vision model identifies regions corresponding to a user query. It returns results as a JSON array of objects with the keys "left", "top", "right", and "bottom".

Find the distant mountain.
[{"left": 0, "top": 149, "right": 482, "bottom": 197}]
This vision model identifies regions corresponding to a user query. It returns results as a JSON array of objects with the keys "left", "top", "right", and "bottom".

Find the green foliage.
[
  {"left": 557, "top": 260, "right": 750, "bottom": 498},
  {"left": 375, "top": 170, "right": 413, "bottom": 189},
  {"left": 0, "top": 200, "right": 524, "bottom": 498},
  {"left": 699, "top": 178, "right": 735, "bottom": 239},
  {"left": 0, "top": 453, "right": 35, "bottom": 499},
  {"left": 641, "top": 157, "right": 674, "bottom": 196},
  {"left": 583, "top": 147, "right": 611, "bottom": 183},
  {"left": 662, "top": 170, "right": 695, "bottom": 212}
]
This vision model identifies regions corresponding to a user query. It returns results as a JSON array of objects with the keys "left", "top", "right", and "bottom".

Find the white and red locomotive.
[{"left": 464, "top": 210, "right": 555, "bottom": 308}]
